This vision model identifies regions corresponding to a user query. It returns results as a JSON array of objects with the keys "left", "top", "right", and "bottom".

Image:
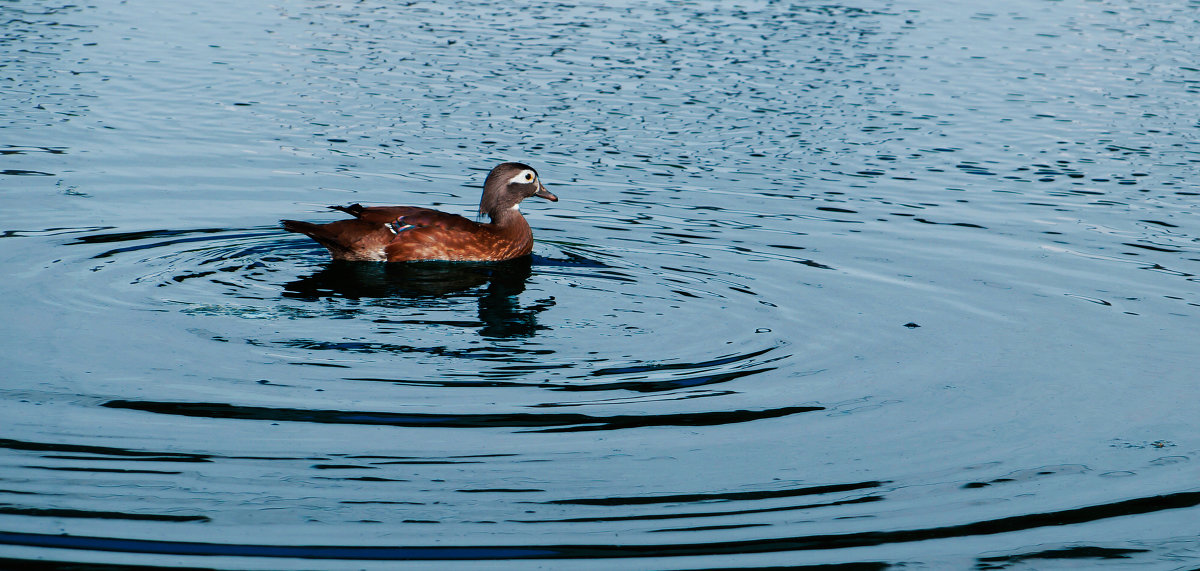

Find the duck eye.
[{"left": 524, "top": 172, "right": 533, "bottom": 182}]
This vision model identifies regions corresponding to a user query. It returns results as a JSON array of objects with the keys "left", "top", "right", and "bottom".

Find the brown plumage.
[{"left": 281, "top": 162, "right": 558, "bottom": 262}]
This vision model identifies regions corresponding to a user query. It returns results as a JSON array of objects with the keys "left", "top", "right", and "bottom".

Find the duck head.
[{"left": 479, "top": 162, "right": 557, "bottom": 220}]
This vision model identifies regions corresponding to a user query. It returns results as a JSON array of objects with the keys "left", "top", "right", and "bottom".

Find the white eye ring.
[{"left": 507, "top": 170, "right": 536, "bottom": 185}]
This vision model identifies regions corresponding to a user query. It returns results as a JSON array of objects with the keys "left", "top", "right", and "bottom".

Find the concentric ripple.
[{"left": 55, "top": 224, "right": 810, "bottom": 425}]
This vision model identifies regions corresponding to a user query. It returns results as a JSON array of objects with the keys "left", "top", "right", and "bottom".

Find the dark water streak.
[
  {"left": 100, "top": 400, "right": 822, "bottom": 432},
  {"left": 1, "top": 490, "right": 1196, "bottom": 561}
]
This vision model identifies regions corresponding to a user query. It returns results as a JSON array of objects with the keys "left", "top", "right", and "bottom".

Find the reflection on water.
[
  {"left": 284, "top": 258, "right": 550, "bottom": 339},
  {"left": 2, "top": 0, "right": 1199, "bottom": 569}
]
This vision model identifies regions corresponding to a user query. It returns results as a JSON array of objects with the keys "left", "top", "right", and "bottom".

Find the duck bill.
[{"left": 534, "top": 183, "right": 558, "bottom": 202}]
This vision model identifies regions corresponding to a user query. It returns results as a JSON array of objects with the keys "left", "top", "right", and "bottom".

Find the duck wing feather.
[{"left": 331, "top": 204, "right": 481, "bottom": 232}]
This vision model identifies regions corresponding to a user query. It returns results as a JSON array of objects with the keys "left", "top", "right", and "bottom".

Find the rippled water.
[{"left": 3, "top": 0, "right": 1199, "bottom": 568}]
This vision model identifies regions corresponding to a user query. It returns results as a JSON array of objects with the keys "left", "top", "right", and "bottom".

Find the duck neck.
[{"left": 487, "top": 205, "right": 527, "bottom": 228}]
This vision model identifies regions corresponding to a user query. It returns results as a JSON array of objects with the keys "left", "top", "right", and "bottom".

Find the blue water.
[{"left": 2, "top": 1, "right": 1199, "bottom": 569}]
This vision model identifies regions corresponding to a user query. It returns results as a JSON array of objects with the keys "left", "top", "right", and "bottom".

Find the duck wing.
[
  {"left": 282, "top": 205, "right": 481, "bottom": 262},
  {"left": 337, "top": 204, "right": 506, "bottom": 262},
  {"left": 285, "top": 204, "right": 519, "bottom": 262},
  {"left": 330, "top": 204, "right": 480, "bottom": 232}
]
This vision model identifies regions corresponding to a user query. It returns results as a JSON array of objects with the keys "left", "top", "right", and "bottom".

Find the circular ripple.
[{"left": 52, "top": 224, "right": 810, "bottom": 431}]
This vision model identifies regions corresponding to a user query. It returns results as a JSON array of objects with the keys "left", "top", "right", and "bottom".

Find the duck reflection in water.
[{"left": 282, "top": 257, "right": 551, "bottom": 338}]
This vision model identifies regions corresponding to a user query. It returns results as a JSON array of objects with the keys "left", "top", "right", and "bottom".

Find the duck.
[{"left": 281, "top": 162, "right": 558, "bottom": 262}]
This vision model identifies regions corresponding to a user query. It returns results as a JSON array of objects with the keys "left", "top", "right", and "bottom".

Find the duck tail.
[
  {"left": 329, "top": 203, "right": 365, "bottom": 217},
  {"left": 280, "top": 219, "right": 321, "bottom": 235}
]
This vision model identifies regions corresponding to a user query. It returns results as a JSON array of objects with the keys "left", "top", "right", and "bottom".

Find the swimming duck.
[{"left": 281, "top": 162, "right": 557, "bottom": 262}]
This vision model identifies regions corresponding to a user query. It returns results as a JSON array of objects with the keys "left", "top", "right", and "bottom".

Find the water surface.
[{"left": 2, "top": 0, "right": 1199, "bottom": 569}]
